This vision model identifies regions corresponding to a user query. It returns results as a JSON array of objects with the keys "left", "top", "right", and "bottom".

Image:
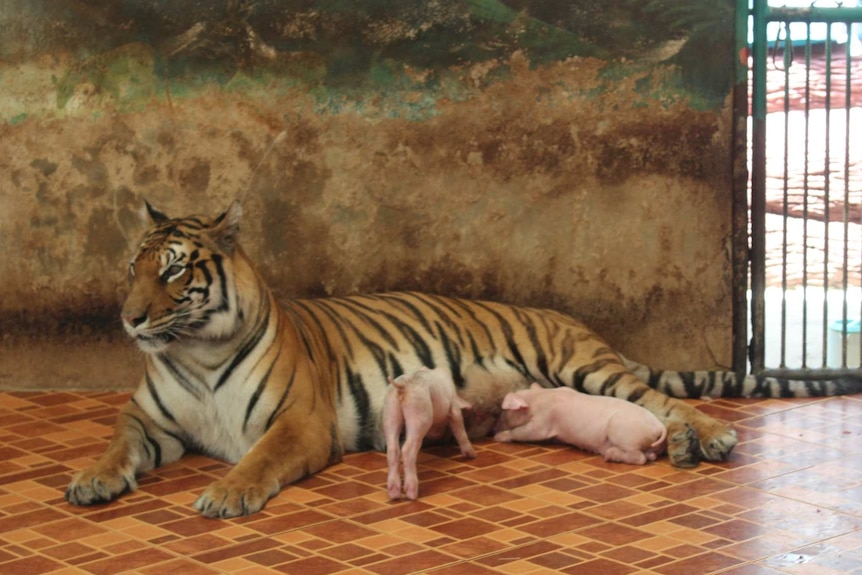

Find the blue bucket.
[
  {"left": 827, "top": 318, "right": 861, "bottom": 367},
  {"left": 829, "top": 318, "right": 862, "bottom": 334}
]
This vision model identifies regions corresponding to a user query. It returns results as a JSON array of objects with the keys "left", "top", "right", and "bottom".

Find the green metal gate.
[{"left": 747, "top": 0, "right": 862, "bottom": 378}]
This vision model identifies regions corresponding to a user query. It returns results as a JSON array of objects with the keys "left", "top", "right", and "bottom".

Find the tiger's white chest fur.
[
  {"left": 174, "top": 388, "right": 255, "bottom": 463},
  {"left": 136, "top": 327, "right": 279, "bottom": 464}
]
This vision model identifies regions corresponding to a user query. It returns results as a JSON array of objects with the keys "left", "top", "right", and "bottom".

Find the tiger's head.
[{"left": 121, "top": 201, "right": 244, "bottom": 353}]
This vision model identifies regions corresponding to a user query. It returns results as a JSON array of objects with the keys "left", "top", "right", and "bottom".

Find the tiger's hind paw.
[
  {"left": 666, "top": 420, "right": 738, "bottom": 467},
  {"left": 193, "top": 477, "right": 279, "bottom": 518},
  {"left": 666, "top": 422, "right": 701, "bottom": 468}
]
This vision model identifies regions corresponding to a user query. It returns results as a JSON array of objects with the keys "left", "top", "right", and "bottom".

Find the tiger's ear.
[
  {"left": 211, "top": 200, "right": 242, "bottom": 254},
  {"left": 144, "top": 200, "right": 170, "bottom": 224}
]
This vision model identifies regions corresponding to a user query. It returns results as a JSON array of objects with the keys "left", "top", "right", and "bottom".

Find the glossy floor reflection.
[{"left": 1, "top": 391, "right": 862, "bottom": 574}]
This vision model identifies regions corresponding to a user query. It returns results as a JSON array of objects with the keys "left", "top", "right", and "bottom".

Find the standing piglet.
[
  {"left": 495, "top": 383, "right": 666, "bottom": 464},
  {"left": 384, "top": 367, "right": 476, "bottom": 500}
]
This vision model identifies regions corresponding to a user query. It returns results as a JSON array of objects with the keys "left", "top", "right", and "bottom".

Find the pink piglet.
[
  {"left": 383, "top": 367, "right": 476, "bottom": 500},
  {"left": 495, "top": 383, "right": 666, "bottom": 465}
]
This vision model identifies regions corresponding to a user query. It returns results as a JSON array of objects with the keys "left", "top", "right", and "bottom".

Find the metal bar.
[
  {"left": 822, "top": 24, "right": 833, "bottom": 368},
  {"left": 843, "top": 25, "right": 852, "bottom": 367},
  {"left": 801, "top": 29, "right": 812, "bottom": 369},
  {"left": 761, "top": 366, "right": 862, "bottom": 379},
  {"left": 852, "top": 33, "right": 861, "bottom": 369},
  {"left": 853, "top": 36, "right": 860, "bottom": 368},
  {"left": 732, "top": 0, "right": 751, "bottom": 378},
  {"left": 767, "top": 6, "right": 862, "bottom": 24},
  {"left": 750, "top": 0, "right": 770, "bottom": 374},
  {"left": 752, "top": 0, "right": 770, "bottom": 123},
  {"left": 781, "top": 26, "right": 791, "bottom": 368}
]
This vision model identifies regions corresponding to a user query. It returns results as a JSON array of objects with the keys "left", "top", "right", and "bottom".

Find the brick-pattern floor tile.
[{"left": 1, "top": 391, "right": 861, "bottom": 574}]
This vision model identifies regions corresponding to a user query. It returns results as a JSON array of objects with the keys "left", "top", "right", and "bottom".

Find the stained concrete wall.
[{"left": 0, "top": 1, "right": 738, "bottom": 390}]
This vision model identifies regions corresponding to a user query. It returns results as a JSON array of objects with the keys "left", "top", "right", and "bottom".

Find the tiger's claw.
[{"left": 66, "top": 468, "right": 135, "bottom": 506}]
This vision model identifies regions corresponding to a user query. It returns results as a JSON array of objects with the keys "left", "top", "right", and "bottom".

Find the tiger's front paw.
[
  {"left": 193, "top": 477, "right": 279, "bottom": 518},
  {"left": 66, "top": 467, "right": 136, "bottom": 506}
]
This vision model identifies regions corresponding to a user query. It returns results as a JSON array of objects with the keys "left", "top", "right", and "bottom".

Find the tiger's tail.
[{"left": 621, "top": 356, "right": 862, "bottom": 398}]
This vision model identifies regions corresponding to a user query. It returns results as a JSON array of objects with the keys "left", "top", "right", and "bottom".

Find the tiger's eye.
[{"left": 164, "top": 264, "right": 186, "bottom": 282}]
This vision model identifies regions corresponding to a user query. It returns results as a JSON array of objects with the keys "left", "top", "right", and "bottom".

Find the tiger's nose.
[{"left": 123, "top": 313, "right": 147, "bottom": 328}]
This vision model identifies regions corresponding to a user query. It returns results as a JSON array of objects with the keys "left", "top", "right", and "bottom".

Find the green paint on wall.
[
  {"left": 56, "top": 43, "right": 157, "bottom": 111},
  {"left": 6, "top": 0, "right": 734, "bottom": 121}
]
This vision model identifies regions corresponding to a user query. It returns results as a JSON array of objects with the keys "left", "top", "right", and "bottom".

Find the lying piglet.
[
  {"left": 384, "top": 367, "right": 476, "bottom": 500},
  {"left": 494, "top": 383, "right": 666, "bottom": 465}
]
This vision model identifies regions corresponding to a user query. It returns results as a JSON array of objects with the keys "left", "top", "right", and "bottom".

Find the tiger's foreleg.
[
  {"left": 193, "top": 412, "right": 342, "bottom": 518},
  {"left": 66, "top": 400, "right": 185, "bottom": 505}
]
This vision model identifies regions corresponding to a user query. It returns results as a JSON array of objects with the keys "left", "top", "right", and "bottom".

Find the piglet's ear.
[
  {"left": 501, "top": 393, "right": 529, "bottom": 411},
  {"left": 529, "top": 382, "right": 542, "bottom": 390},
  {"left": 211, "top": 200, "right": 242, "bottom": 254}
]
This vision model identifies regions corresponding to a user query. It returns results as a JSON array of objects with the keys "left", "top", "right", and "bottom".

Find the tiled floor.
[{"left": 2, "top": 392, "right": 862, "bottom": 575}]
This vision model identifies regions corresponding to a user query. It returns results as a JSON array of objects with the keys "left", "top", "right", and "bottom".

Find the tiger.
[{"left": 65, "top": 201, "right": 862, "bottom": 518}]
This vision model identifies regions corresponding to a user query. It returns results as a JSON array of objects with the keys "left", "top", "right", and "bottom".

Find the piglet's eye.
[{"left": 163, "top": 264, "right": 186, "bottom": 283}]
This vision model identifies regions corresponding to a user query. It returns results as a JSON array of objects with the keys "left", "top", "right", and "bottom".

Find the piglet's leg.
[
  {"left": 605, "top": 412, "right": 661, "bottom": 465},
  {"left": 448, "top": 405, "right": 476, "bottom": 459},
  {"left": 401, "top": 417, "right": 432, "bottom": 500},
  {"left": 493, "top": 419, "right": 545, "bottom": 443},
  {"left": 602, "top": 446, "right": 648, "bottom": 465},
  {"left": 383, "top": 395, "right": 405, "bottom": 500},
  {"left": 494, "top": 430, "right": 515, "bottom": 442}
]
